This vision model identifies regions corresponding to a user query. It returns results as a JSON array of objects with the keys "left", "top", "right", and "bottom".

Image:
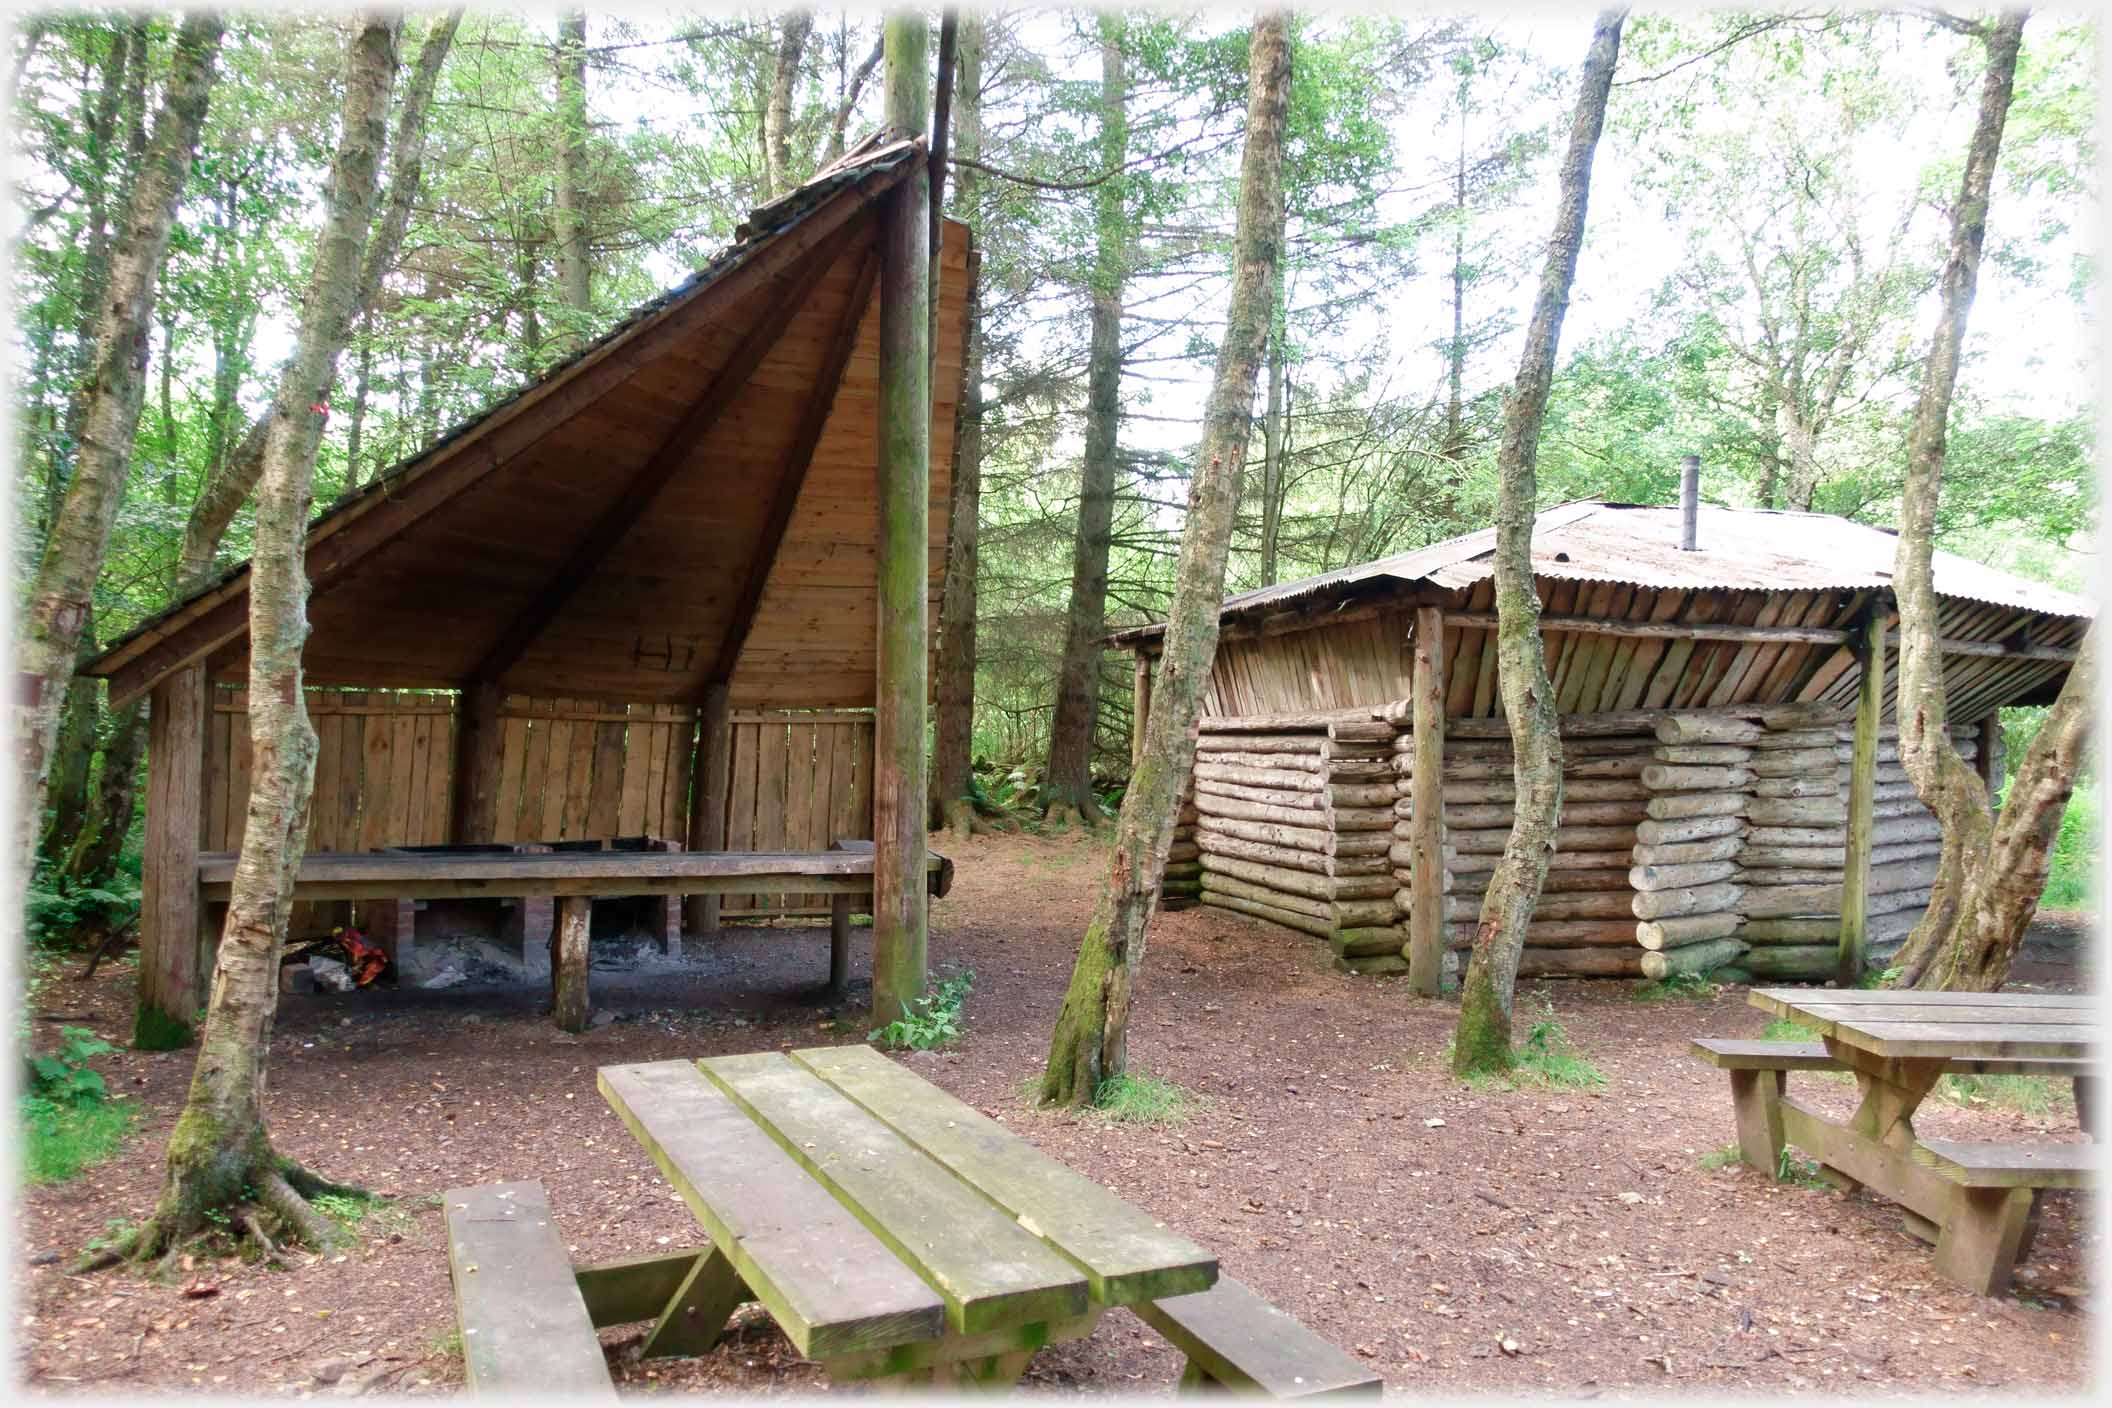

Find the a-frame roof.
[{"left": 88, "top": 138, "right": 972, "bottom": 712}]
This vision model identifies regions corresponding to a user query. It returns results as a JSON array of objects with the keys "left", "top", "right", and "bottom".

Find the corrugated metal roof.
[{"left": 1113, "top": 500, "right": 2092, "bottom": 642}]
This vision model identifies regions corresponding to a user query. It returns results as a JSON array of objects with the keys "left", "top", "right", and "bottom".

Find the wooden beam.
[
  {"left": 136, "top": 664, "right": 206, "bottom": 1046},
  {"left": 91, "top": 164, "right": 916, "bottom": 710},
  {"left": 1839, "top": 610, "right": 1884, "bottom": 984},
  {"left": 1405, "top": 605, "right": 1445, "bottom": 996},
  {"left": 449, "top": 679, "right": 504, "bottom": 843},
  {"left": 468, "top": 235, "right": 851, "bottom": 687},
  {"left": 683, "top": 683, "right": 732, "bottom": 935},
  {"left": 1884, "top": 631, "right": 2077, "bottom": 663},
  {"left": 1448, "top": 610, "right": 1851, "bottom": 647},
  {"left": 705, "top": 244, "right": 881, "bottom": 688}
]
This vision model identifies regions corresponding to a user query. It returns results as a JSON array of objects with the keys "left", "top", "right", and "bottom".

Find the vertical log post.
[
  {"left": 684, "top": 683, "right": 732, "bottom": 936},
  {"left": 449, "top": 679, "right": 504, "bottom": 843},
  {"left": 830, "top": 893, "right": 853, "bottom": 996},
  {"left": 1839, "top": 608, "right": 1886, "bottom": 984},
  {"left": 136, "top": 664, "right": 207, "bottom": 1048},
  {"left": 1975, "top": 708, "right": 2005, "bottom": 810},
  {"left": 551, "top": 894, "right": 591, "bottom": 1033},
  {"left": 1405, "top": 606, "right": 1446, "bottom": 995},
  {"left": 870, "top": 11, "right": 932, "bottom": 1029},
  {"left": 1130, "top": 652, "right": 1152, "bottom": 774}
]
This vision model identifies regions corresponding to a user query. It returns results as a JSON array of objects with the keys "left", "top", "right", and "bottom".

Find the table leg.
[
  {"left": 639, "top": 1246, "right": 745, "bottom": 1359},
  {"left": 1932, "top": 1185, "right": 2037, "bottom": 1297},
  {"left": 943, "top": 1349, "right": 1034, "bottom": 1389},
  {"left": 829, "top": 895, "right": 852, "bottom": 996},
  {"left": 2073, "top": 1075, "right": 2096, "bottom": 1138},
  {"left": 1728, "top": 1068, "right": 1788, "bottom": 1178}
]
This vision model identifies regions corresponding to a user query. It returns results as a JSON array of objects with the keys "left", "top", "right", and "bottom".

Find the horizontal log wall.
[{"left": 1834, "top": 720, "right": 1974, "bottom": 964}]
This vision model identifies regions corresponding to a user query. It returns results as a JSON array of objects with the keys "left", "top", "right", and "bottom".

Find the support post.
[
  {"left": 449, "top": 678, "right": 505, "bottom": 843},
  {"left": 136, "top": 664, "right": 206, "bottom": 1048},
  {"left": 1130, "top": 652, "right": 1152, "bottom": 774},
  {"left": 1974, "top": 707, "right": 2005, "bottom": 809},
  {"left": 1405, "top": 606, "right": 1446, "bottom": 995},
  {"left": 551, "top": 894, "right": 591, "bottom": 1033},
  {"left": 830, "top": 893, "right": 853, "bottom": 996},
  {"left": 683, "top": 683, "right": 732, "bottom": 935},
  {"left": 871, "top": 11, "right": 931, "bottom": 1029},
  {"left": 1839, "top": 608, "right": 1885, "bottom": 984}
]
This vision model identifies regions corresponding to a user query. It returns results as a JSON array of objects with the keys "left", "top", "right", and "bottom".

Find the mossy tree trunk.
[
  {"left": 1884, "top": 12, "right": 2029, "bottom": 989},
  {"left": 14, "top": 12, "right": 223, "bottom": 876},
  {"left": 1453, "top": 10, "right": 1625, "bottom": 1078},
  {"left": 1043, "top": 13, "right": 1133, "bottom": 827},
  {"left": 1041, "top": 11, "right": 1291, "bottom": 1107},
  {"left": 87, "top": 14, "right": 404, "bottom": 1270},
  {"left": 932, "top": 12, "right": 986, "bottom": 839}
]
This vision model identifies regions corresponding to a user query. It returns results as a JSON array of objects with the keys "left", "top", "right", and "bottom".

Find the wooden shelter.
[
  {"left": 1112, "top": 499, "right": 2092, "bottom": 990},
  {"left": 86, "top": 139, "right": 975, "bottom": 1033}
]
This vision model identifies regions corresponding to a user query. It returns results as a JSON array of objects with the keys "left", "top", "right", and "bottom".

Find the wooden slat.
[
  {"left": 425, "top": 709, "right": 456, "bottom": 844},
  {"left": 587, "top": 718, "right": 625, "bottom": 837},
  {"left": 442, "top": 1181, "right": 616, "bottom": 1399},
  {"left": 1829, "top": 1020, "right": 2094, "bottom": 1060},
  {"left": 1912, "top": 1139, "right": 2097, "bottom": 1189},
  {"left": 1131, "top": 1277, "right": 1381, "bottom": 1399},
  {"left": 596, "top": 1061, "right": 944, "bottom": 1360},
  {"left": 699, "top": 1052, "right": 1087, "bottom": 1333},
  {"left": 563, "top": 704, "right": 597, "bottom": 838},
  {"left": 794, "top": 1046, "right": 1214, "bottom": 1306},
  {"left": 540, "top": 699, "right": 576, "bottom": 839}
]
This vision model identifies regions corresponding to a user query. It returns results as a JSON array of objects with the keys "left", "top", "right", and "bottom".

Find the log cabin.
[
  {"left": 1112, "top": 485, "right": 2092, "bottom": 990},
  {"left": 83, "top": 136, "right": 972, "bottom": 1038}
]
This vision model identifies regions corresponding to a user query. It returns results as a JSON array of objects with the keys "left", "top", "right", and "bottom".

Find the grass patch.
[
  {"left": 1448, "top": 1001, "right": 1606, "bottom": 1091},
  {"left": 1699, "top": 1143, "right": 1746, "bottom": 1170},
  {"left": 1089, "top": 1073, "right": 1197, "bottom": 1126},
  {"left": 1776, "top": 1147, "right": 1832, "bottom": 1188},
  {"left": 22, "top": 1095, "right": 141, "bottom": 1185},
  {"left": 1630, "top": 973, "right": 1723, "bottom": 1002},
  {"left": 1762, "top": 1017, "right": 1820, "bottom": 1042},
  {"left": 1937, "top": 1071, "right": 2069, "bottom": 1115},
  {"left": 869, "top": 969, "right": 973, "bottom": 1051}
]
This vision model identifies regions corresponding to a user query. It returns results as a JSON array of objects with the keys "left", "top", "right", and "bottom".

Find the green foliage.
[
  {"left": 1776, "top": 1147, "right": 1831, "bottom": 1188},
  {"left": 1698, "top": 1143, "right": 1745, "bottom": 1170},
  {"left": 23, "top": 875, "right": 139, "bottom": 948},
  {"left": 1938, "top": 1072, "right": 2068, "bottom": 1116},
  {"left": 1089, "top": 1072, "right": 1196, "bottom": 1126},
  {"left": 2037, "top": 779, "right": 2096, "bottom": 909},
  {"left": 1629, "top": 973, "right": 1722, "bottom": 1002},
  {"left": 869, "top": 970, "right": 974, "bottom": 1051},
  {"left": 28, "top": 1025, "right": 116, "bottom": 1105}
]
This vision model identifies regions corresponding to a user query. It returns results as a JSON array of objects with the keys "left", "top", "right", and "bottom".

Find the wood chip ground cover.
[{"left": 17, "top": 830, "right": 2093, "bottom": 1394}]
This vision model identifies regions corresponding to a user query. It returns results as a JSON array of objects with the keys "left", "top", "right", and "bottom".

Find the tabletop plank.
[
  {"left": 699, "top": 1051, "right": 1090, "bottom": 1334},
  {"left": 597, "top": 1061, "right": 945, "bottom": 1360},
  {"left": 792, "top": 1045, "right": 1217, "bottom": 1307},
  {"left": 1750, "top": 986, "right": 2090, "bottom": 1010},
  {"left": 1791, "top": 1001, "right": 2097, "bottom": 1028},
  {"left": 1827, "top": 1019, "right": 2096, "bottom": 1060}
]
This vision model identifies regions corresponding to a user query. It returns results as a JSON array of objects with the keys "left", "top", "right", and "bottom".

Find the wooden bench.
[
  {"left": 1690, "top": 1038, "right": 2097, "bottom": 1174},
  {"left": 1133, "top": 1277, "right": 1381, "bottom": 1398},
  {"left": 1909, "top": 1140, "right": 2099, "bottom": 1295},
  {"left": 444, "top": 1181, "right": 616, "bottom": 1399}
]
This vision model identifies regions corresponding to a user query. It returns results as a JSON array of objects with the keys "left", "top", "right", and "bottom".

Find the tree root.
[
  {"left": 72, "top": 1160, "right": 366, "bottom": 1274},
  {"left": 257, "top": 1169, "right": 349, "bottom": 1252}
]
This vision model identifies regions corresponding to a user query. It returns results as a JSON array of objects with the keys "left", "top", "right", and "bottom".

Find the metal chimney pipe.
[{"left": 1678, "top": 454, "right": 1701, "bottom": 551}]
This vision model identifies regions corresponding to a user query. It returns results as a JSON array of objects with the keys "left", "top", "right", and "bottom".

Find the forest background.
[{"left": 6, "top": 5, "right": 2100, "bottom": 937}]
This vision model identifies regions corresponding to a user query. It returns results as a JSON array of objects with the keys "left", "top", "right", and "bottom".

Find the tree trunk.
[
  {"left": 765, "top": 11, "right": 813, "bottom": 199},
  {"left": 1453, "top": 10, "right": 1625, "bottom": 1077},
  {"left": 40, "top": 619, "right": 101, "bottom": 866},
  {"left": 14, "top": 13, "right": 224, "bottom": 875},
  {"left": 1444, "top": 104, "right": 1468, "bottom": 460},
  {"left": 1040, "top": 10, "right": 1290, "bottom": 1107},
  {"left": 89, "top": 14, "right": 404, "bottom": 1270},
  {"left": 1887, "top": 12, "right": 2030, "bottom": 990},
  {"left": 171, "top": 9, "right": 460, "bottom": 591},
  {"left": 1258, "top": 251, "right": 1287, "bottom": 586},
  {"left": 932, "top": 12, "right": 984, "bottom": 838},
  {"left": 1043, "top": 14, "right": 1130, "bottom": 825},
  {"left": 553, "top": 8, "right": 593, "bottom": 346},
  {"left": 62, "top": 697, "right": 145, "bottom": 886},
  {"left": 1923, "top": 631, "right": 2093, "bottom": 988}
]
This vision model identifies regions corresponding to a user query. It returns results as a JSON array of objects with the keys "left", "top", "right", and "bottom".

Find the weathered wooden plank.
[
  {"left": 596, "top": 1060, "right": 945, "bottom": 1359},
  {"left": 443, "top": 1181, "right": 615, "bottom": 1399},
  {"left": 573, "top": 1246, "right": 722, "bottom": 1328},
  {"left": 793, "top": 1045, "right": 1215, "bottom": 1307},
  {"left": 698, "top": 1051, "right": 1088, "bottom": 1333},
  {"left": 1131, "top": 1277, "right": 1381, "bottom": 1399}
]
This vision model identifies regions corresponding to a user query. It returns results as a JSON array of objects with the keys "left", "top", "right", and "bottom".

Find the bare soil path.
[{"left": 18, "top": 829, "right": 2094, "bottom": 1395}]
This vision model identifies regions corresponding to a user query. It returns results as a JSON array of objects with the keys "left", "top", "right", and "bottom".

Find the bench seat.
[
  {"left": 1913, "top": 1139, "right": 2097, "bottom": 1190},
  {"left": 444, "top": 1181, "right": 616, "bottom": 1399},
  {"left": 1133, "top": 1277, "right": 1380, "bottom": 1398},
  {"left": 1688, "top": 1037, "right": 1838, "bottom": 1071}
]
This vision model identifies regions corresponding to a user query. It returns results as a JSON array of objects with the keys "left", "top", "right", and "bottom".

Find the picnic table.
[
  {"left": 1746, "top": 986, "right": 2098, "bottom": 1294},
  {"left": 433, "top": 1046, "right": 1379, "bottom": 1394}
]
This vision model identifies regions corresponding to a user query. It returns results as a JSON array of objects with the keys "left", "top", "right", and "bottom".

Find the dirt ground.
[{"left": 17, "top": 829, "right": 2099, "bottom": 1396}]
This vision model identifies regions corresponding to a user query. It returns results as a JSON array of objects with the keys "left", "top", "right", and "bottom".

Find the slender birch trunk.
[
  {"left": 1453, "top": 10, "right": 1625, "bottom": 1076},
  {"left": 1041, "top": 11, "right": 1291, "bottom": 1107},
  {"left": 14, "top": 12, "right": 223, "bottom": 874},
  {"left": 87, "top": 15, "right": 403, "bottom": 1269},
  {"left": 765, "top": 11, "right": 813, "bottom": 199},
  {"left": 552, "top": 8, "right": 593, "bottom": 346},
  {"left": 172, "top": 9, "right": 459, "bottom": 592},
  {"left": 932, "top": 12, "right": 985, "bottom": 838},
  {"left": 1886, "top": 11, "right": 2033, "bottom": 989},
  {"left": 1043, "top": 14, "right": 1131, "bottom": 825}
]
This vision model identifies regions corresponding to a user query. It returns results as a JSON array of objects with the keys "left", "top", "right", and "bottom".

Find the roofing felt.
[{"left": 1113, "top": 501, "right": 2093, "bottom": 642}]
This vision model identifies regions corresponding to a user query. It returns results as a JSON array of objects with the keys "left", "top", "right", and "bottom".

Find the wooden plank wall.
[
  {"left": 488, "top": 696, "right": 693, "bottom": 844},
  {"left": 1204, "top": 608, "right": 1414, "bottom": 717},
  {"left": 721, "top": 711, "right": 875, "bottom": 916}
]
